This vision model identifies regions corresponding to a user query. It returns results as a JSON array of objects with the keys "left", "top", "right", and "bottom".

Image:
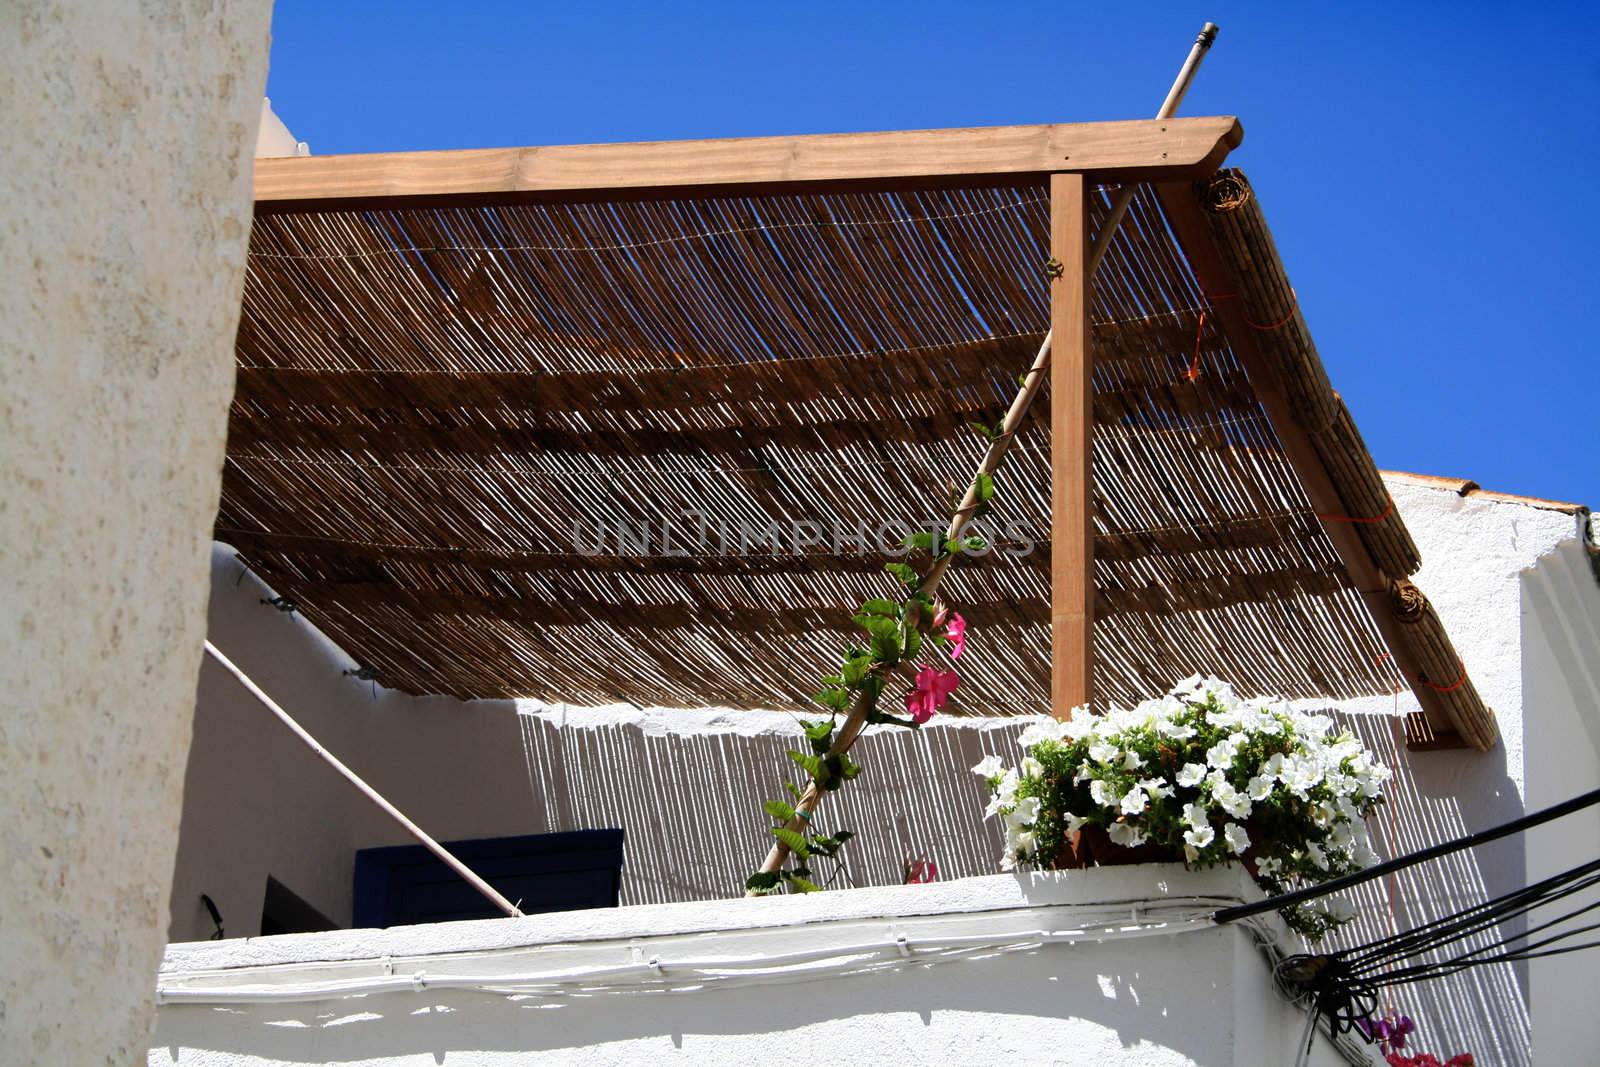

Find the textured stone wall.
[{"left": 0, "top": 3, "right": 271, "bottom": 1062}]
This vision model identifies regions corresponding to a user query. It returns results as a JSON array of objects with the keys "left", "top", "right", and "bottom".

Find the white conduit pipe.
[
  {"left": 202, "top": 640, "right": 523, "bottom": 919},
  {"left": 158, "top": 898, "right": 1246, "bottom": 1005}
]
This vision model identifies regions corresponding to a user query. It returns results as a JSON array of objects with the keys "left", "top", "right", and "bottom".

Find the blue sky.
[{"left": 266, "top": 2, "right": 1600, "bottom": 506}]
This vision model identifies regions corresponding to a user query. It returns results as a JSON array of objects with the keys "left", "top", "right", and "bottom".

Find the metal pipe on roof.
[{"left": 202, "top": 640, "right": 524, "bottom": 920}]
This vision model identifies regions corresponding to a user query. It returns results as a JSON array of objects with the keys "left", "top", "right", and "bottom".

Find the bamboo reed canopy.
[{"left": 220, "top": 119, "right": 1494, "bottom": 748}]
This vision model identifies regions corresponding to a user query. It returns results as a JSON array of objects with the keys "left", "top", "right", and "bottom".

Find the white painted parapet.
[{"left": 152, "top": 866, "right": 1358, "bottom": 1066}]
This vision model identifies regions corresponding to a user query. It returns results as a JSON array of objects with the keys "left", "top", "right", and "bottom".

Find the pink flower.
[
  {"left": 905, "top": 666, "right": 959, "bottom": 723},
  {"left": 943, "top": 612, "right": 968, "bottom": 659},
  {"left": 904, "top": 857, "right": 938, "bottom": 884}
]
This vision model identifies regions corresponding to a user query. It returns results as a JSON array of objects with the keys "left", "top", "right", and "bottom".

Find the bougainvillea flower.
[
  {"left": 943, "top": 611, "right": 968, "bottom": 658},
  {"left": 905, "top": 666, "right": 959, "bottom": 723}
]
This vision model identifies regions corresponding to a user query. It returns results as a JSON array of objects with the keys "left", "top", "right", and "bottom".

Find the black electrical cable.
[{"left": 1213, "top": 784, "right": 1600, "bottom": 924}]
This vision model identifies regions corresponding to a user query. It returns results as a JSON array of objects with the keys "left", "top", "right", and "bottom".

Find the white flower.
[
  {"left": 1256, "top": 855, "right": 1281, "bottom": 877},
  {"left": 1311, "top": 803, "right": 1335, "bottom": 829},
  {"left": 1206, "top": 739, "right": 1237, "bottom": 770},
  {"left": 1008, "top": 796, "right": 1041, "bottom": 827},
  {"left": 1304, "top": 841, "right": 1329, "bottom": 871},
  {"left": 1213, "top": 783, "right": 1252, "bottom": 820},
  {"left": 1170, "top": 673, "right": 1206, "bottom": 698},
  {"left": 1137, "top": 776, "right": 1172, "bottom": 799},
  {"left": 1183, "top": 802, "right": 1210, "bottom": 829},
  {"left": 971, "top": 755, "right": 1005, "bottom": 778},
  {"left": 1176, "top": 763, "right": 1206, "bottom": 788},
  {"left": 1089, "top": 778, "right": 1116, "bottom": 808},
  {"left": 1005, "top": 823, "right": 1037, "bottom": 857},
  {"left": 1158, "top": 717, "right": 1198, "bottom": 740},
  {"left": 1263, "top": 753, "right": 1286, "bottom": 780},
  {"left": 1106, "top": 821, "right": 1148, "bottom": 848},
  {"left": 1062, "top": 716, "right": 1095, "bottom": 741},
  {"left": 984, "top": 769, "right": 1020, "bottom": 818},
  {"left": 1246, "top": 775, "right": 1273, "bottom": 802},
  {"left": 1062, "top": 810, "right": 1088, "bottom": 835},
  {"left": 1183, "top": 824, "right": 1215, "bottom": 850},
  {"left": 1223, "top": 822, "right": 1251, "bottom": 855},
  {"left": 1017, "top": 718, "right": 1066, "bottom": 748},
  {"left": 1279, "top": 757, "right": 1321, "bottom": 799},
  {"left": 1121, "top": 750, "right": 1144, "bottom": 771},
  {"left": 1088, "top": 740, "right": 1118, "bottom": 764},
  {"left": 1020, "top": 756, "right": 1044, "bottom": 779},
  {"left": 1120, "top": 788, "right": 1150, "bottom": 816},
  {"left": 1325, "top": 897, "right": 1358, "bottom": 922}
]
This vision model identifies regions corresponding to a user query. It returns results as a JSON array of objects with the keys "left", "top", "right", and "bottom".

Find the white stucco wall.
[
  {"left": 152, "top": 867, "right": 1355, "bottom": 1067},
  {"left": 1519, "top": 537, "right": 1600, "bottom": 1063},
  {"left": 172, "top": 473, "right": 1594, "bottom": 1065},
  {"left": 0, "top": 4, "right": 271, "bottom": 1062}
]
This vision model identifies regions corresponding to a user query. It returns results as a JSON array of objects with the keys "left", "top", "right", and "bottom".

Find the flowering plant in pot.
[{"left": 974, "top": 676, "right": 1390, "bottom": 939}]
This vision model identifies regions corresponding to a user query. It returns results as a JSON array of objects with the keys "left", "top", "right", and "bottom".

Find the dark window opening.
[
  {"left": 260, "top": 875, "right": 337, "bottom": 936},
  {"left": 353, "top": 829, "right": 625, "bottom": 929}
]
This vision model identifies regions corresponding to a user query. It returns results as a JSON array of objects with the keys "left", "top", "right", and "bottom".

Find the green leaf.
[
  {"left": 840, "top": 654, "right": 872, "bottom": 686},
  {"left": 963, "top": 535, "right": 988, "bottom": 552},
  {"left": 803, "top": 718, "right": 835, "bottom": 742},
  {"left": 772, "top": 827, "right": 810, "bottom": 858},
  {"left": 864, "top": 707, "right": 917, "bottom": 729},
  {"left": 858, "top": 598, "right": 901, "bottom": 618},
  {"left": 853, "top": 614, "right": 900, "bottom": 640},
  {"left": 839, "top": 756, "right": 863, "bottom": 781},
  {"left": 884, "top": 562, "right": 919, "bottom": 586},
  {"left": 832, "top": 830, "right": 856, "bottom": 845},
  {"left": 784, "top": 781, "right": 802, "bottom": 799},
  {"left": 899, "top": 531, "right": 935, "bottom": 552},
  {"left": 967, "top": 420, "right": 996, "bottom": 440},
  {"left": 763, "top": 800, "right": 797, "bottom": 822},
  {"left": 812, "top": 686, "right": 850, "bottom": 712},
  {"left": 787, "top": 875, "right": 822, "bottom": 894},
  {"left": 902, "top": 625, "right": 923, "bottom": 660},
  {"left": 745, "top": 871, "right": 781, "bottom": 891},
  {"left": 975, "top": 472, "right": 995, "bottom": 503},
  {"left": 786, "top": 750, "right": 822, "bottom": 778}
]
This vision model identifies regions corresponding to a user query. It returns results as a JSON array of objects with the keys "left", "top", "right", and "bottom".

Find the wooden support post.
[{"left": 1050, "top": 173, "right": 1093, "bottom": 718}]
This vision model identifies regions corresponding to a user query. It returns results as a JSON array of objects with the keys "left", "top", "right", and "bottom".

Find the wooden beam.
[
  {"left": 254, "top": 117, "right": 1244, "bottom": 213},
  {"left": 1153, "top": 181, "right": 1466, "bottom": 742},
  {"left": 1050, "top": 173, "right": 1093, "bottom": 717}
]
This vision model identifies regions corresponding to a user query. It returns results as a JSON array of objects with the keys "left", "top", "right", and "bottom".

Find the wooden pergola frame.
[{"left": 247, "top": 114, "right": 1478, "bottom": 744}]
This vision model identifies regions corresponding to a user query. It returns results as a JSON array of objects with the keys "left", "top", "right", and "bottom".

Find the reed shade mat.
[
  {"left": 1390, "top": 580, "right": 1496, "bottom": 749},
  {"left": 1198, "top": 170, "right": 1420, "bottom": 578},
  {"left": 222, "top": 177, "right": 1430, "bottom": 714}
]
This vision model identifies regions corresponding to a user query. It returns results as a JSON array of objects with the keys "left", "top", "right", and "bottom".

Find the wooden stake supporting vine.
[
  {"left": 744, "top": 331, "right": 1055, "bottom": 893},
  {"left": 744, "top": 22, "right": 1222, "bottom": 894}
]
